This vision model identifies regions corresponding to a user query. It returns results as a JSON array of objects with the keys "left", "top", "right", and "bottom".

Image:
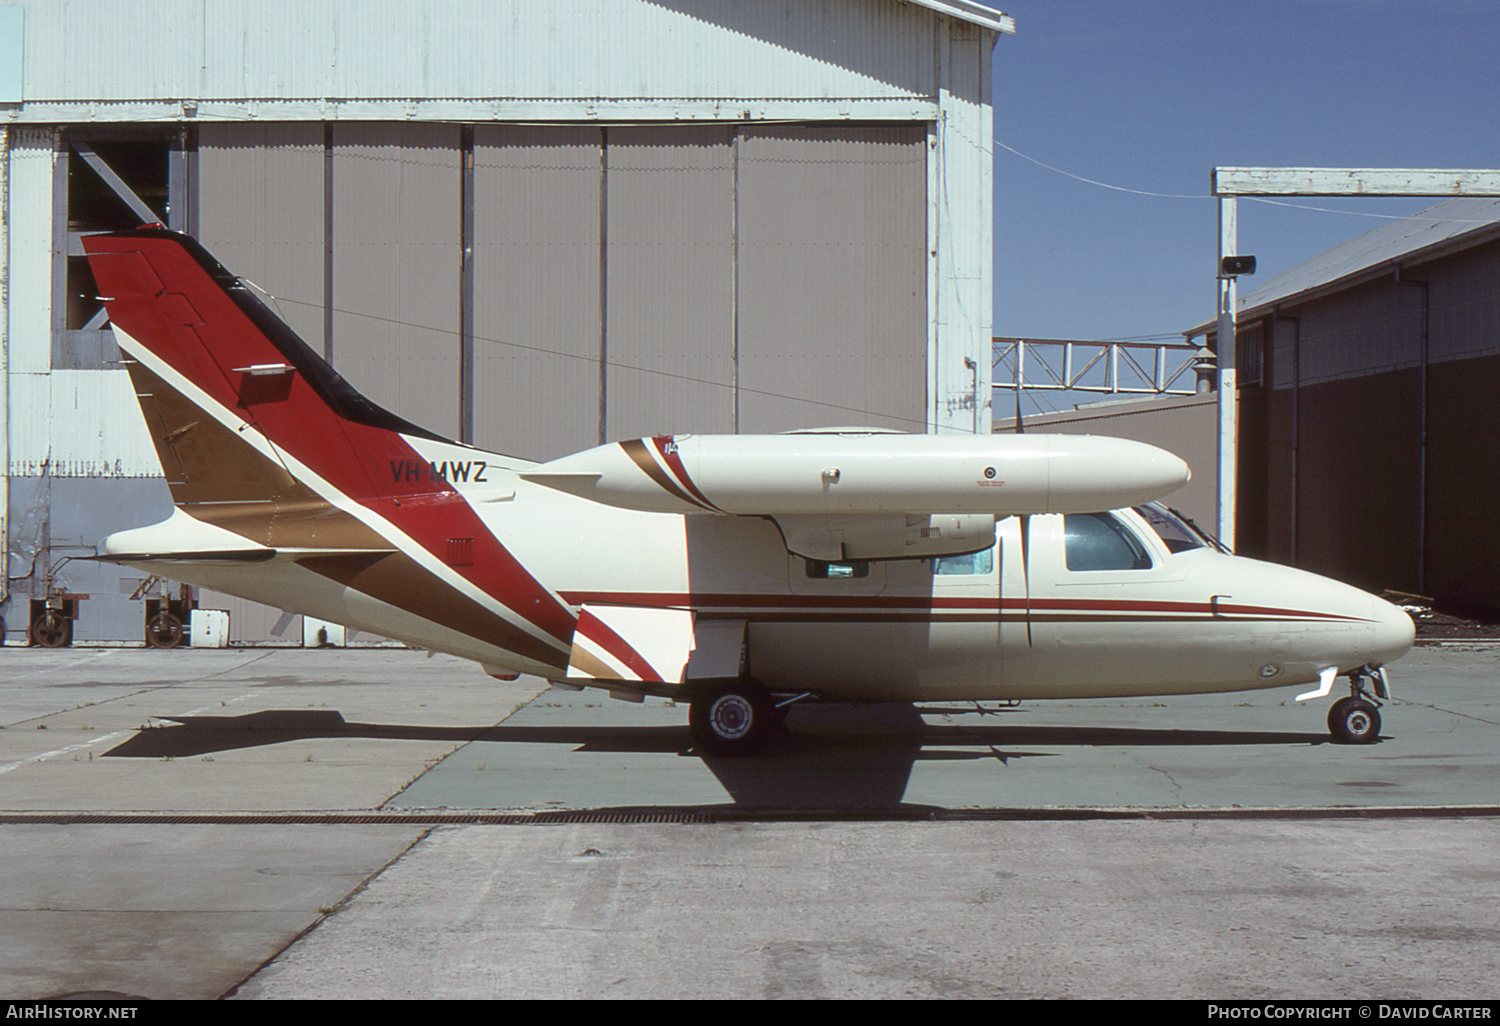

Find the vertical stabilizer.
[{"left": 84, "top": 228, "right": 575, "bottom": 669}]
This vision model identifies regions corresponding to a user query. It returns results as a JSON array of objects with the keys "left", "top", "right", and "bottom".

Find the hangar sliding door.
[
  {"left": 200, "top": 122, "right": 464, "bottom": 442},
  {"left": 197, "top": 124, "right": 326, "bottom": 351},
  {"left": 470, "top": 126, "right": 603, "bottom": 460},
  {"left": 736, "top": 125, "right": 926, "bottom": 435},
  {"left": 197, "top": 124, "right": 327, "bottom": 643},
  {"left": 199, "top": 122, "right": 925, "bottom": 459},
  {"left": 331, "top": 124, "right": 463, "bottom": 442},
  {"left": 602, "top": 126, "right": 736, "bottom": 444},
  {"left": 471, "top": 125, "right": 737, "bottom": 459}
]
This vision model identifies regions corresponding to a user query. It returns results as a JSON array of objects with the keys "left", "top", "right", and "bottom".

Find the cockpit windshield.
[{"left": 1132, "top": 502, "right": 1210, "bottom": 554}]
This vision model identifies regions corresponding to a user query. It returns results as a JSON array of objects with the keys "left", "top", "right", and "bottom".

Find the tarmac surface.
[{"left": 1, "top": 643, "right": 1497, "bottom": 999}]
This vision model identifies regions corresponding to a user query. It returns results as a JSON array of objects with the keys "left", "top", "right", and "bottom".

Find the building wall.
[
  {"left": 1238, "top": 238, "right": 1500, "bottom": 611},
  {"left": 1426, "top": 352, "right": 1500, "bottom": 608},
  {"left": 994, "top": 393, "right": 1218, "bottom": 528}
]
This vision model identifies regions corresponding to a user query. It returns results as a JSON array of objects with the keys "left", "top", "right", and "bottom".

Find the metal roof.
[
  {"left": 902, "top": 1, "right": 1015, "bottom": 33},
  {"left": 1189, "top": 197, "right": 1500, "bottom": 335}
]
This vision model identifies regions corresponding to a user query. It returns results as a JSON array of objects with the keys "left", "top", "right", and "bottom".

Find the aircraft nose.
[{"left": 1369, "top": 593, "right": 1416, "bottom": 666}]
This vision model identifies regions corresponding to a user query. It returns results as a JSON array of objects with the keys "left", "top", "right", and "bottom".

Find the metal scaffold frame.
[{"left": 992, "top": 338, "right": 1203, "bottom": 398}]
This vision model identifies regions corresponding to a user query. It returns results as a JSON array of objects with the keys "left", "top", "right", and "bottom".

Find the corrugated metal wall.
[
  {"left": 1429, "top": 242, "right": 1500, "bottom": 364},
  {"left": 604, "top": 125, "right": 737, "bottom": 442},
  {"left": 737, "top": 124, "right": 926, "bottom": 434},
  {"left": 472, "top": 126, "right": 603, "bottom": 459},
  {"left": 7, "top": 370, "right": 161, "bottom": 478},
  {"left": 1241, "top": 238, "right": 1500, "bottom": 610},
  {"left": 20, "top": 0, "right": 936, "bottom": 115}
]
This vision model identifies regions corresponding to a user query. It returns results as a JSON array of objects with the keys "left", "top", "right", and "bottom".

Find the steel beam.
[
  {"left": 70, "top": 141, "right": 162, "bottom": 226},
  {"left": 1213, "top": 167, "right": 1500, "bottom": 197}
]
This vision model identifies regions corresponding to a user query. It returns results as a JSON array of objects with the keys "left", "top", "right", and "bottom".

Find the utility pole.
[{"left": 1215, "top": 196, "right": 1239, "bottom": 551}]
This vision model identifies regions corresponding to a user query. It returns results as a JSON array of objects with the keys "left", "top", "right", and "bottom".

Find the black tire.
[
  {"left": 689, "top": 681, "right": 774, "bottom": 757},
  {"left": 1328, "top": 696, "right": 1382, "bottom": 744},
  {"left": 30, "top": 611, "right": 71, "bottom": 648},
  {"left": 145, "top": 611, "right": 184, "bottom": 649}
]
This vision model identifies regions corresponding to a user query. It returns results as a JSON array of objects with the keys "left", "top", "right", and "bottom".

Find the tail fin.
[
  {"left": 84, "top": 228, "right": 456, "bottom": 517},
  {"left": 83, "top": 227, "right": 574, "bottom": 668}
]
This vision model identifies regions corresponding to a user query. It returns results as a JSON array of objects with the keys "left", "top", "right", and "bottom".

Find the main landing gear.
[
  {"left": 688, "top": 679, "right": 804, "bottom": 757},
  {"left": 1327, "top": 665, "right": 1387, "bottom": 745}
]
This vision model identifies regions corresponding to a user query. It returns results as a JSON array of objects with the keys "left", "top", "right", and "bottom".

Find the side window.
[
  {"left": 805, "top": 559, "right": 870, "bottom": 580},
  {"left": 1064, "top": 513, "right": 1152, "bottom": 571},
  {"left": 931, "top": 547, "right": 994, "bottom": 576},
  {"left": 1132, "top": 503, "right": 1205, "bottom": 554}
]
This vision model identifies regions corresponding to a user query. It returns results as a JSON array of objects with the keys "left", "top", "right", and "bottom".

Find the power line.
[
  {"left": 255, "top": 290, "right": 959, "bottom": 434},
  {"left": 996, "top": 141, "right": 1500, "bottom": 224}
]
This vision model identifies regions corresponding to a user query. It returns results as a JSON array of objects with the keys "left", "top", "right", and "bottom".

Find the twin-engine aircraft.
[{"left": 83, "top": 228, "right": 1413, "bottom": 756}]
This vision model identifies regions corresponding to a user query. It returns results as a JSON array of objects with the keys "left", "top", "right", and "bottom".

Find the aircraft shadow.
[
  {"left": 103, "top": 705, "right": 1338, "bottom": 811},
  {"left": 697, "top": 705, "right": 1337, "bottom": 810},
  {"left": 101, "top": 709, "right": 690, "bottom": 759}
]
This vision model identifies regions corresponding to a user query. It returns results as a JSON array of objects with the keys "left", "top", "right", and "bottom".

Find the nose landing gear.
[{"left": 1327, "top": 665, "right": 1386, "bottom": 744}]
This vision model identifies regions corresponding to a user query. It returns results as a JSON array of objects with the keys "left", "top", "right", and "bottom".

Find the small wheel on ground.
[
  {"left": 689, "top": 681, "right": 775, "bottom": 757},
  {"left": 1328, "top": 696, "right": 1382, "bottom": 744},
  {"left": 145, "top": 611, "right": 184, "bottom": 649}
]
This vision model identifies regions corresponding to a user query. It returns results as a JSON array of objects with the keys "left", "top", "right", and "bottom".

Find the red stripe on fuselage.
[{"left": 557, "top": 591, "right": 1367, "bottom": 623}]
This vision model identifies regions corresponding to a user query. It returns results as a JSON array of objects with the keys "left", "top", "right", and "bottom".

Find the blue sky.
[{"left": 991, "top": 0, "right": 1500, "bottom": 411}]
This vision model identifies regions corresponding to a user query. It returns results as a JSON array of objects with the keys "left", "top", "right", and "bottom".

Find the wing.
[{"left": 522, "top": 430, "right": 1191, "bottom": 561}]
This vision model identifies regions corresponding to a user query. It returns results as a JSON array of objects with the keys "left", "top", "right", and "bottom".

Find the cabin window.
[
  {"left": 1132, "top": 503, "right": 1205, "bottom": 554},
  {"left": 930, "top": 548, "right": 994, "bottom": 576},
  {"left": 805, "top": 559, "right": 870, "bottom": 580},
  {"left": 1064, "top": 513, "right": 1153, "bottom": 571}
]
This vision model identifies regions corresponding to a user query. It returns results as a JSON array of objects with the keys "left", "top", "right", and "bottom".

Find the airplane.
[{"left": 81, "top": 226, "right": 1415, "bottom": 757}]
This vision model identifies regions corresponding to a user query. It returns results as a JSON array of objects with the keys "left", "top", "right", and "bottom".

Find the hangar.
[
  {"left": 0, "top": 0, "right": 1012, "bottom": 645},
  {"left": 1208, "top": 196, "right": 1500, "bottom": 613}
]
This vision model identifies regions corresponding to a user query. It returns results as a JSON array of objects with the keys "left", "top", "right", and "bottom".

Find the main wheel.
[
  {"left": 689, "top": 681, "right": 775, "bottom": 757},
  {"left": 30, "top": 611, "right": 70, "bottom": 648},
  {"left": 1328, "top": 696, "right": 1382, "bottom": 744}
]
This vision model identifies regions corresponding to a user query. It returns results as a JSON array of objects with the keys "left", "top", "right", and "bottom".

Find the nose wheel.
[
  {"left": 1328, "top": 695, "right": 1381, "bottom": 744},
  {"left": 1327, "top": 666, "right": 1385, "bottom": 744}
]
